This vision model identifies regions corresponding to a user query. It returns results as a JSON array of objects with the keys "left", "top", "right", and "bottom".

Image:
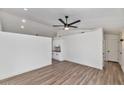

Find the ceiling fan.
[{"left": 53, "top": 16, "right": 81, "bottom": 30}]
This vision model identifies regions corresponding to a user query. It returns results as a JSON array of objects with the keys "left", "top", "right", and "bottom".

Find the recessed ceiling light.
[
  {"left": 24, "top": 8, "right": 28, "bottom": 11},
  {"left": 22, "top": 19, "right": 26, "bottom": 23},
  {"left": 20, "top": 25, "right": 24, "bottom": 29}
]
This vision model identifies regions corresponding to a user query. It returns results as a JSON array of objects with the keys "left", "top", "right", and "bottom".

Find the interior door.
[{"left": 105, "top": 35, "right": 119, "bottom": 62}]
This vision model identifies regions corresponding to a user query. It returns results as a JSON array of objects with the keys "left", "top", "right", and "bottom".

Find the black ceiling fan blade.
[
  {"left": 68, "top": 20, "right": 81, "bottom": 26},
  {"left": 69, "top": 26, "right": 78, "bottom": 28},
  {"left": 58, "top": 19, "right": 66, "bottom": 25},
  {"left": 53, "top": 25, "right": 64, "bottom": 27}
]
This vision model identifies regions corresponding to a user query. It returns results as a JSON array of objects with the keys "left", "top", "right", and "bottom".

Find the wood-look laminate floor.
[{"left": 0, "top": 61, "right": 124, "bottom": 85}]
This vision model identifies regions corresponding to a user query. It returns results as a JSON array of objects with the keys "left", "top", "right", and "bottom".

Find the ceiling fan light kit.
[
  {"left": 64, "top": 27, "right": 69, "bottom": 30},
  {"left": 53, "top": 16, "right": 81, "bottom": 30}
]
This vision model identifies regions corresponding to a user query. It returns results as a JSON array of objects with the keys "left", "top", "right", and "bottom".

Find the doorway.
[{"left": 105, "top": 34, "right": 119, "bottom": 62}]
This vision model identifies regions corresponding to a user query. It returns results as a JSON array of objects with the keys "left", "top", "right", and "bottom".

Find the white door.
[{"left": 105, "top": 35, "right": 119, "bottom": 62}]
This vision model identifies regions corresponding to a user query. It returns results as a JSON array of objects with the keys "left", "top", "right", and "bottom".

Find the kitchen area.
[{"left": 52, "top": 37, "right": 65, "bottom": 61}]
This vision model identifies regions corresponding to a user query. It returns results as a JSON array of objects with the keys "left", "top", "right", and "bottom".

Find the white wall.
[
  {"left": 0, "top": 24, "right": 1, "bottom": 31},
  {"left": 55, "top": 28, "right": 103, "bottom": 69},
  {"left": 0, "top": 12, "right": 1, "bottom": 31},
  {"left": 0, "top": 31, "right": 52, "bottom": 80}
]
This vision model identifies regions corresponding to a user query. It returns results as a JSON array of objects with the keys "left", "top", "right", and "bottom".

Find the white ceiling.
[{"left": 0, "top": 8, "right": 124, "bottom": 37}]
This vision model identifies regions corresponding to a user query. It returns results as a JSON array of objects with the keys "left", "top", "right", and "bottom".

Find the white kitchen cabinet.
[{"left": 52, "top": 52, "right": 64, "bottom": 61}]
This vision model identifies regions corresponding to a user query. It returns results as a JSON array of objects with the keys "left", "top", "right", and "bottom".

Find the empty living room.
[
  {"left": 1, "top": 0, "right": 124, "bottom": 93},
  {"left": 0, "top": 8, "right": 124, "bottom": 85}
]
